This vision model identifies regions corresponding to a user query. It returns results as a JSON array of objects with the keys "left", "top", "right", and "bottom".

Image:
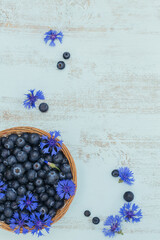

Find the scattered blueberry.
[
  {"left": 92, "top": 217, "right": 100, "bottom": 225},
  {"left": 111, "top": 169, "right": 119, "bottom": 177},
  {"left": 123, "top": 191, "right": 134, "bottom": 202},
  {"left": 39, "top": 103, "right": 49, "bottom": 112},
  {"left": 63, "top": 52, "right": 70, "bottom": 60},
  {"left": 57, "top": 61, "right": 65, "bottom": 70},
  {"left": 84, "top": 210, "right": 91, "bottom": 217}
]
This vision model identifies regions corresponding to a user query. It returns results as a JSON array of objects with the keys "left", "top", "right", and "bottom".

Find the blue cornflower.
[
  {"left": 56, "top": 179, "right": 76, "bottom": 200},
  {"left": 118, "top": 167, "right": 135, "bottom": 185},
  {"left": 18, "top": 193, "right": 38, "bottom": 212},
  {"left": 10, "top": 212, "right": 29, "bottom": 234},
  {"left": 44, "top": 30, "right": 63, "bottom": 47},
  {"left": 103, "top": 215, "right": 123, "bottom": 238},
  {"left": 0, "top": 180, "right": 7, "bottom": 199},
  {"left": 40, "top": 131, "right": 63, "bottom": 156},
  {"left": 28, "top": 212, "right": 53, "bottom": 237},
  {"left": 23, "top": 89, "right": 45, "bottom": 109},
  {"left": 120, "top": 203, "right": 142, "bottom": 223}
]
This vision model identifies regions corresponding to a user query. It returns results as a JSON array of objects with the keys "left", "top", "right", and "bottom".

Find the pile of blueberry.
[{"left": 0, "top": 132, "right": 73, "bottom": 225}]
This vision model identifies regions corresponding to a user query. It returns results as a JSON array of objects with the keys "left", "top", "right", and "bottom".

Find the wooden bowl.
[{"left": 0, "top": 127, "right": 77, "bottom": 232}]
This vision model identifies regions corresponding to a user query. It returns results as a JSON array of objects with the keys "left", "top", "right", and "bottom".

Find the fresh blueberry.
[
  {"left": 27, "top": 170, "right": 37, "bottom": 182},
  {"left": 53, "top": 152, "right": 63, "bottom": 164},
  {"left": 53, "top": 180, "right": 59, "bottom": 190},
  {"left": 29, "top": 133, "right": 40, "bottom": 146},
  {"left": 12, "top": 164, "right": 25, "bottom": 178},
  {"left": 45, "top": 155, "right": 52, "bottom": 162},
  {"left": 54, "top": 194, "right": 61, "bottom": 201},
  {"left": 36, "top": 186, "right": 45, "bottom": 194},
  {"left": 111, "top": 169, "right": 119, "bottom": 177},
  {"left": 0, "top": 173, "right": 3, "bottom": 179},
  {"left": 39, "top": 103, "right": 49, "bottom": 113},
  {"left": 61, "top": 164, "right": 71, "bottom": 173},
  {"left": 6, "top": 155, "right": 17, "bottom": 166},
  {"left": 54, "top": 200, "right": 64, "bottom": 210},
  {"left": 11, "top": 202, "right": 18, "bottom": 210},
  {"left": 59, "top": 172, "right": 66, "bottom": 180},
  {"left": 1, "top": 149, "right": 10, "bottom": 158},
  {"left": 13, "top": 147, "right": 21, "bottom": 156},
  {"left": 33, "top": 162, "right": 41, "bottom": 171},
  {"left": 16, "top": 137, "right": 26, "bottom": 148},
  {"left": 21, "top": 133, "right": 30, "bottom": 142},
  {"left": 4, "top": 169, "right": 13, "bottom": 180},
  {"left": 4, "top": 207, "right": 13, "bottom": 218},
  {"left": 8, "top": 134, "right": 18, "bottom": 142},
  {"left": 6, "top": 188, "right": 17, "bottom": 201},
  {"left": 30, "top": 150, "right": 40, "bottom": 162},
  {"left": 38, "top": 157, "right": 45, "bottom": 165},
  {"left": 16, "top": 151, "right": 28, "bottom": 163},
  {"left": 61, "top": 157, "right": 69, "bottom": 164},
  {"left": 46, "top": 188, "right": 55, "bottom": 197},
  {"left": 1, "top": 137, "right": 7, "bottom": 145},
  {"left": 17, "top": 185, "right": 27, "bottom": 196},
  {"left": 0, "top": 204, "right": 4, "bottom": 212},
  {"left": 16, "top": 196, "right": 22, "bottom": 204},
  {"left": 46, "top": 171, "right": 59, "bottom": 184},
  {"left": 23, "top": 144, "right": 32, "bottom": 154},
  {"left": 123, "top": 191, "right": 134, "bottom": 202},
  {"left": 4, "top": 201, "right": 11, "bottom": 208},
  {"left": 18, "top": 175, "right": 28, "bottom": 184},
  {"left": 34, "top": 178, "right": 43, "bottom": 187},
  {"left": 43, "top": 164, "right": 50, "bottom": 172},
  {"left": 48, "top": 209, "right": 56, "bottom": 218},
  {"left": 65, "top": 172, "right": 72, "bottom": 180},
  {"left": 63, "top": 52, "right": 70, "bottom": 60},
  {"left": 11, "top": 180, "right": 20, "bottom": 190},
  {"left": 7, "top": 181, "right": 12, "bottom": 187},
  {"left": 5, "top": 217, "right": 11, "bottom": 224},
  {"left": 0, "top": 195, "right": 6, "bottom": 203},
  {"left": 57, "top": 61, "right": 65, "bottom": 70},
  {"left": 4, "top": 139, "right": 14, "bottom": 149},
  {"left": 46, "top": 197, "right": 55, "bottom": 208},
  {"left": 92, "top": 217, "right": 100, "bottom": 225},
  {"left": 38, "top": 206, "right": 48, "bottom": 215},
  {"left": 0, "top": 163, "right": 5, "bottom": 173},
  {"left": 26, "top": 182, "right": 34, "bottom": 191},
  {"left": 37, "top": 169, "right": 46, "bottom": 178},
  {"left": 0, "top": 214, "right": 5, "bottom": 221},
  {"left": 84, "top": 210, "right": 91, "bottom": 217},
  {"left": 24, "top": 161, "right": 32, "bottom": 170}
]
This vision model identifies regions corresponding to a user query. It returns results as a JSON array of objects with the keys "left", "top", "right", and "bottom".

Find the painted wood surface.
[{"left": 0, "top": 0, "right": 160, "bottom": 239}]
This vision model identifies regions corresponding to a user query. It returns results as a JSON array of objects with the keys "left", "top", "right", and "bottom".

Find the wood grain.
[{"left": 0, "top": 0, "right": 160, "bottom": 239}]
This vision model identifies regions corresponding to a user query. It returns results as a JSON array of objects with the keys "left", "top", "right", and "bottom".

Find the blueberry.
[
  {"left": 0, "top": 195, "right": 6, "bottom": 203},
  {"left": 54, "top": 200, "right": 64, "bottom": 210},
  {"left": 39, "top": 193, "right": 48, "bottom": 202},
  {"left": 11, "top": 202, "right": 18, "bottom": 210},
  {"left": 21, "top": 133, "right": 30, "bottom": 142},
  {"left": 43, "top": 164, "right": 50, "bottom": 172},
  {"left": 12, "top": 164, "right": 25, "bottom": 178},
  {"left": 123, "top": 191, "right": 134, "bottom": 202},
  {"left": 11, "top": 180, "right": 20, "bottom": 190},
  {"left": 16, "top": 137, "right": 26, "bottom": 148},
  {"left": 84, "top": 210, "right": 91, "bottom": 217},
  {"left": 0, "top": 204, "right": 4, "bottom": 212},
  {"left": 16, "top": 151, "right": 28, "bottom": 163},
  {"left": 38, "top": 157, "right": 45, "bottom": 165},
  {"left": 6, "top": 188, "right": 17, "bottom": 201},
  {"left": 30, "top": 150, "right": 40, "bottom": 162},
  {"left": 57, "top": 61, "right": 65, "bottom": 70},
  {"left": 0, "top": 214, "right": 5, "bottom": 221},
  {"left": 48, "top": 209, "right": 56, "bottom": 218},
  {"left": 59, "top": 172, "right": 66, "bottom": 180},
  {"left": 92, "top": 217, "right": 100, "bottom": 225},
  {"left": 0, "top": 158, "right": 3, "bottom": 163},
  {"left": 29, "top": 133, "right": 40, "bottom": 146},
  {"left": 17, "top": 185, "right": 27, "bottom": 196},
  {"left": 4, "top": 169, "right": 13, "bottom": 180},
  {"left": 63, "top": 52, "right": 70, "bottom": 60},
  {"left": 16, "top": 196, "right": 22, "bottom": 204},
  {"left": 1, "top": 149, "right": 10, "bottom": 158},
  {"left": 3, "top": 159, "right": 8, "bottom": 166},
  {"left": 36, "top": 186, "right": 45, "bottom": 194},
  {"left": 26, "top": 182, "right": 34, "bottom": 191},
  {"left": 45, "top": 155, "right": 52, "bottom": 162},
  {"left": 0, "top": 163, "right": 5, "bottom": 173},
  {"left": 23, "top": 144, "right": 32, "bottom": 154},
  {"left": 0, "top": 173, "right": 3, "bottom": 179},
  {"left": 46, "top": 197, "right": 55, "bottom": 208},
  {"left": 5, "top": 217, "right": 11, "bottom": 224},
  {"left": 39, "top": 206, "right": 48, "bottom": 215},
  {"left": 46, "top": 171, "right": 59, "bottom": 184},
  {"left": 1, "top": 137, "right": 7, "bottom": 145},
  {"left": 24, "top": 161, "right": 32, "bottom": 170},
  {"left": 4, "top": 208, "right": 13, "bottom": 218},
  {"left": 7, "top": 181, "right": 12, "bottom": 187},
  {"left": 18, "top": 175, "right": 28, "bottom": 184},
  {"left": 53, "top": 152, "right": 64, "bottom": 164},
  {"left": 54, "top": 194, "right": 61, "bottom": 201},
  {"left": 61, "top": 164, "right": 71, "bottom": 173},
  {"left": 4, "top": 139, "right": 14, "bottom": 149},
  {"left": 65, "top": 172, "right": 72, "bottom": 180},
  {"left": 6, "top": 155, "right": 17, "bottom": 166},
  {"left": 111, "top": 169, "right": 119, "bottom": 177},
  {"left": 53, "top": 180, "right": 59, "bottom": 190},
  {"left": 37, "top": 169, "right": 46, "bottom": 178},
  {"left": 46, "top": 188, "right": 55, "bottom": 196},
  {"left": 27, "top": 169, "right": 37, "bottom": 181},
  {"left": 8, "top": 134, "right": 18, "bottom": 142},
  {"left": 39, "top": 103, "right": 49, "bottom": 113},
  {"left": 4, "top": 201, "right": 11, "bottom": 208},
  {"left": 61, "top": 157, "right": 69, "bottom": 164},
  {"left": 13, "top": 147, "right": 21, "bottom": 156},
  {"left": 34, "top": 178, "right": 43, "bottom": 187},
  {"left": 33, "top": 162, "right": 41, "bottom": 171}
]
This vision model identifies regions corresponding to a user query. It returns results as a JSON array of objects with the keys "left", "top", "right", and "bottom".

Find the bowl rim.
[{"left": 0, "top": 126, "right": 77, "bottom": 233}]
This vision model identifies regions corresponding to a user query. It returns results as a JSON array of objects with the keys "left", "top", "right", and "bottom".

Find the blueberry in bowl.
[{"left": 0, "top": 127, "right": 77, "bottom": 236}]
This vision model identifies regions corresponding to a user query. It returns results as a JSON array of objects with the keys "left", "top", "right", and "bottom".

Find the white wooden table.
[{"left": 0, "top": 0, "right": 160, "bottom": 239}]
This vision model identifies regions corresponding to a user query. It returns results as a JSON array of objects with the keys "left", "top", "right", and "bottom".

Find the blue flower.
[
  {"left": 56, "top": 179, "right": 76, "bottom": 200},
  {"left": 28, "top": 212, "right": 53, "bottom": 237},
  {"left": 118, "top": 167, "right": 135, "bottom": 185},
  {"left": 44, "top": 30, "right": 63, "bottom": 47},
  {"left": 18, "top": 193, "right": 38, "bottom": 212},
  {"left": 23, "top": 89, "right": 45, "bottom": 109},
  {"left": 10, "top": 213, "right": 29, "bottom": 234},
  {"left": 40, "top": 131, "right": 63, "bottom": 156},
  {"left": 120, "top": 203, "right": 142, "bottom": 223},
  {"left": 103, "top": 215, "right": 123, "bottom": 237},
  {"left": 0, "top": 180, "right": 7, "bottom": 199}
]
